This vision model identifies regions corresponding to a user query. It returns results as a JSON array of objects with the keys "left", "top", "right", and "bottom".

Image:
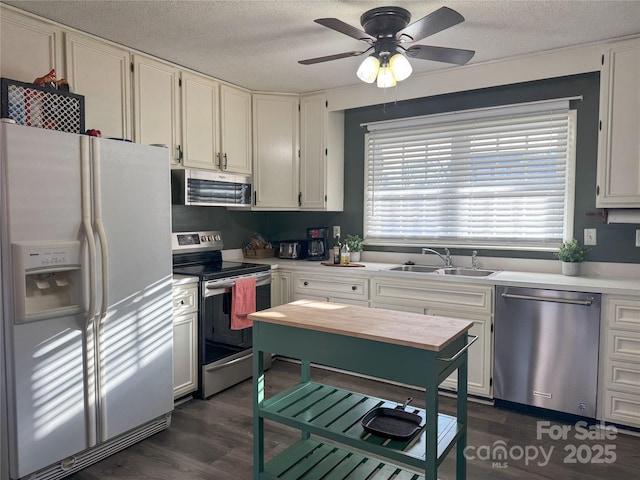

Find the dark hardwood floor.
[{"left": 69, "top": 358, "right": 640, "bottom": 479}]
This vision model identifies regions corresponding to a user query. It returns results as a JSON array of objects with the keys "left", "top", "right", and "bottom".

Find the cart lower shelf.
[
  {"left": 259, "top": 382, "right": 462, "bottom": 472},
  {"left": 264, "top": 438, "right": 431, "bottom": 480}
]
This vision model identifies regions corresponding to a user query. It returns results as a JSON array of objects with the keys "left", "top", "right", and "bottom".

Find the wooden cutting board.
[{"left": 320, "top": 262, "right": 365, "bottom": 267}]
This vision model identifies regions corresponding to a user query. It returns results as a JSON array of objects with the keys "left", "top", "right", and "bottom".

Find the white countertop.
[
  {"left": 172, "top": 274, "right": 199, "bottom": 286},
  {"left": 223, "top": 252, "right": 640, "bottom": 296}
]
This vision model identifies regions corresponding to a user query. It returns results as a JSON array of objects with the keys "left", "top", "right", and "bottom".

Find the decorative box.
[{"left": 1, "top": 78, "right": 85, "bottom": 134}]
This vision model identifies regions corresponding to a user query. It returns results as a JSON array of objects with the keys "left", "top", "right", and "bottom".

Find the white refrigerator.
[{"left": 0, "top": 122, "right": 174, "bottom": 480}]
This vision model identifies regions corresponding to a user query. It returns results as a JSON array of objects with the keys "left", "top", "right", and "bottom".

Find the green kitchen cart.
[{"left": 250, "top": 299, "right": 476, "bottom": 480}]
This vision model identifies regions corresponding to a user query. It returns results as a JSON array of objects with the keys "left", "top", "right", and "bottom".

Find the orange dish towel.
[{"left": 231, "top": 277, "right": 257, "bottom": 330}]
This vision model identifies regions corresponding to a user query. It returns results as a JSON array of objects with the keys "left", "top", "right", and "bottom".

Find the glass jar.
[{"left": 340, "top": 243, "right": 350, "bottom": 265}]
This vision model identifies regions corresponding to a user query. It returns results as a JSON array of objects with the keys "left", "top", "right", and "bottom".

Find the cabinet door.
[
  {"left": 299, "top": 93, "right": 344, "bottom": 211},
  {"left": 173, "top": 311, "right": 198, "bottom": 399},
  {"left": 0, "top": 8, "right": 62, "bottom": 83},
  {"left": 271, "top": 271, "right": 292, "bottom": 307},
  {"left": 133, "top": 55, "right": 181, "bottom": 165},
  {"left": 597, "top": 38, "right": 640, "bottom": 207},
  {"left": 429, "top": 310, "right": 492, "bottom": 398},
  {"left": 181, "top": 71, "right": 220, "bottom": 170},
  {"left": 300, "top": 93, "right": 326, "bottom": 210},
  {"left": 220, "top": 84, "right": 252, "bottom": 174},
  {"left": 65, "top": 33, "right": 131, "bottom": 140},
  {"left": 252, "top": 94, "right": 300, "bottom": 209}
]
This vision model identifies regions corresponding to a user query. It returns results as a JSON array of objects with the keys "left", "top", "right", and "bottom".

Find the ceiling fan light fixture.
[
  {"left": 356, "top": 55, "right": 380, "bottom": 83},
  {"left": 376, "top": 65, "right": 397, "bottom": 88},
  {"left": 389, "top": 53, "right": 412, "bottom": 81}
]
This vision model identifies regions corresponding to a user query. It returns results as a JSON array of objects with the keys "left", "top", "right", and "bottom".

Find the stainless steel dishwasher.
[{"left": 494, "top": 286, "right": 601, "bottom": 417}]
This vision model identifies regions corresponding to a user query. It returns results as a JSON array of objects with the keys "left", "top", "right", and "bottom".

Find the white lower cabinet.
[
  {"left": 292, "top": 272, "right": 369, "bottom": 306},
  {"left": 172, "top": 281, "right": 198, "bottom": 399},
  {"left": 600, "top": 295, "right": 640, "bottom": 427},
  {"left": 371, "top": 277, "right": 494, "bottom": 398},
  {"left": 271, "top": 270, "right": 292, "bottom": 307}
]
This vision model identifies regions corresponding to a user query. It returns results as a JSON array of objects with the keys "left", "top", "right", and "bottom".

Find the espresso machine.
[{"left": 306, "top": 227, "right": 329, "bottom": 261}]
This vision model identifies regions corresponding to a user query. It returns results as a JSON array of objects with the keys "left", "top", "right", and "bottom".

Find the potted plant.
[
  {"left": 345, "top": 234, "right": 364, "bottom": 262},
  {"left": 555, "top": 239, "right": 588, "bottom": 276}
]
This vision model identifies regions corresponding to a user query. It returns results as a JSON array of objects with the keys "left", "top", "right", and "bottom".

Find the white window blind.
[{"left": 364, "top": 100, "right": 576, "bottom": 249}]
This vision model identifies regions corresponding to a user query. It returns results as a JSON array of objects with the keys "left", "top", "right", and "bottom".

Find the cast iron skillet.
[{"left": 361, "top": 397, "right": 424, "bottom": 441}]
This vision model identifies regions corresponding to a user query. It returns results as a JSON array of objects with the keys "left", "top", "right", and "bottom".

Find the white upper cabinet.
[
  {"left": 0, "top": 9, "right": 62, "bottom": 83},
  {"left": 252, "top": 94, "right": 300, "bottom": 209},
  {"left": 181, "top": 72, "right": 252, "bottom": 174},
  {"left": 65, "top": 32, "right": 131, "bottom": 140},
  {"left": 253, "top": 92, "right": 344, "bottom": 211},
  {"left": 181, "top": 71, "right": 220, "bottom": 171},
  {"left": 219, "top": 84, "right": 252, "bottom": 174},
  {"left": 132, "top": 55, "right": 181, "bottom": 165},
  {"left": 597, "top": 38, "right": 640, "bottom": 207},
  {"left": 300, "top": 93, "right": 344, "bottom": 211}
]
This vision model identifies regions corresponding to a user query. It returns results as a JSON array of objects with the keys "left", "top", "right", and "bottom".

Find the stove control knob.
[
  {"left": 200, "top": 236, "right": 206, "bottom": 242},
  {"left": 214, "top": 234, "right": 221, "bottom": 241},
  {"left": 208, "top": 235, "right": 213, "bottom": 241}
]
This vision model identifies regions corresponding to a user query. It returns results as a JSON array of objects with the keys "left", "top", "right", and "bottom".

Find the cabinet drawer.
[
  {"left": 173, "top": 285, "right": 198, "bottom": 316},
  {"left": 371, "top": 277, "right": 493, "bottom": 315},
  {"left": 608, "top": 329, "right": 640, "bottom": 362},
  {"left": 605, "top": 360, "right": 640, "bottom": 395},
  {"left": 606, "top": 296, "right": 640, "bottom": 331},
  {"left": 293, "top": 273, "right": 368, "bottom": 301},
  {"left": 604, "top": 390, "right": 640, "bottom": 428}
]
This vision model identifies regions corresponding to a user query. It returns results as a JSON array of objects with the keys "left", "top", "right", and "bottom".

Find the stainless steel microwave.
[{"left": 171, "top": 169, "right": 252, "bottom": 207}]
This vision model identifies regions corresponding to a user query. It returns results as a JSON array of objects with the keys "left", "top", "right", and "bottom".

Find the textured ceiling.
[{"left": 3, "top": 0, "right": 640, "bottom": 93}]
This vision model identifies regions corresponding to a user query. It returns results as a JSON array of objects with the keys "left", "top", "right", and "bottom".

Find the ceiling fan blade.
[
  {"left": 315, "top": 18, "right": 375, "bottom": 42},
  {"left": 397, "top": 6, "right": 465, "bottom": 43},
  {"left": 298, "top": 50, "right": 367, "bottom": 65},
  {"left": 405, "top": 45, "right": 475, "bottom": 65}
]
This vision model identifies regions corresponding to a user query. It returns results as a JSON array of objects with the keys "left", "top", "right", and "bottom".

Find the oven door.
[{"left": 198, "top": 272, "right": 271, "bottom": 398}]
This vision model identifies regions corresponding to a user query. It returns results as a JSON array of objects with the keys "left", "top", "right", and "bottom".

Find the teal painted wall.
[{"left": 173, "top": 72, "right": 640, "bottom": 264}]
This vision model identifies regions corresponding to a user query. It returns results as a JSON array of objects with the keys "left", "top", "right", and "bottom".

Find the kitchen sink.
[
  {"left": 388, "top": 265, "right": 496, "bottom": 277},
  {"left": 435, "top": 267, "right": 496, "bottom": 277}
]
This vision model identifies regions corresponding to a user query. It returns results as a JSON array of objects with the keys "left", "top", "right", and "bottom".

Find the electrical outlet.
[
  {"left": 584, "top": 228, "right": 597, "bottom": 246},
  {"left": 333, "top": 226, "right": 341, "bottom": 238},
  {"left": 636, "top": 229, "right": 640, "bottom": 247}
]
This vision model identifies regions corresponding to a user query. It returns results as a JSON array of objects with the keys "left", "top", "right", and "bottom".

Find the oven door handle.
[
  {"left": 205, "top": 352, "right": 253, "bottom": 372},
  {"left": 205, "top": 272, "right": 271, "bottom": 292}
]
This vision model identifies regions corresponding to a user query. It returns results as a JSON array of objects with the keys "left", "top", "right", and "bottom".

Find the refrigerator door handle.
[
  {"left": 81, "top": 136, "right": 98, "bottom": 327},
  {"left": 91, "top": 137, "right": 109, "bottom": 320},
  {"left": 82, "top": 135, "right": 99, "bottom": 446}
]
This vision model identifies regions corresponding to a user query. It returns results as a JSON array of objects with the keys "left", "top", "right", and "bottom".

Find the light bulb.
[
  {"left": 376, "top": 65, "right": 396, "bottom": 88},
  {"left": 356, "top": 56, "right": 380, "bottom": 83},
  {"left": 389, "top": 53, "right": 412, "bottom": 82}
]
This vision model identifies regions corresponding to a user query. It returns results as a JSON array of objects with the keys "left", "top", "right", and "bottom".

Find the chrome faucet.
[{"left": 421, "top": 247, "right": 453, "bottom": 267}]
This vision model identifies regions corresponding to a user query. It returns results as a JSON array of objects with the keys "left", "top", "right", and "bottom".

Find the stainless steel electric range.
[{"left": 172, "top": 231, "right": 272, "bottom": 399}]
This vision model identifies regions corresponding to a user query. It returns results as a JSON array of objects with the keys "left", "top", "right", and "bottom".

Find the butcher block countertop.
[{"left": 248, "top": 299, "right": 474, "bottom": 352}]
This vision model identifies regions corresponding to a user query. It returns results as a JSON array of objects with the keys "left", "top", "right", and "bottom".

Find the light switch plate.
[
  {"left": 584, "top": 228, "right": 597, "bottom": 246},
  {"left": 333, "top": 226, "right": 341, "bottom": 238}
]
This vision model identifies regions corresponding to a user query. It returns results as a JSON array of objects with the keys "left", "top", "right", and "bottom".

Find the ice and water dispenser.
[{"left": 12, "top": 241, "right": 84, "bottom": 323}]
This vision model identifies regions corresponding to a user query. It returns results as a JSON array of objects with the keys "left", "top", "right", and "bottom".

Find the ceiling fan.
[{"left": 299, "top": 6, "right": 475, "bottom": 87}]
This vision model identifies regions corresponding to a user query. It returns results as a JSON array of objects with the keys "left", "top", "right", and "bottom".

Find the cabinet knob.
[
  {"left": 303, "top": 281, "right": 309, "bottom": 286},
  {"left": 352, "top": 286, "right": 357, "bottom": 291},
  {"left": 180, "top": 300, "right": 185, "bottom": 304}
]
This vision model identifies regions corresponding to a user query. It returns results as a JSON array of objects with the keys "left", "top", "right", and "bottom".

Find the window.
[{"left": 364, "top": 100, "right": 577, "bottom": 250}]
